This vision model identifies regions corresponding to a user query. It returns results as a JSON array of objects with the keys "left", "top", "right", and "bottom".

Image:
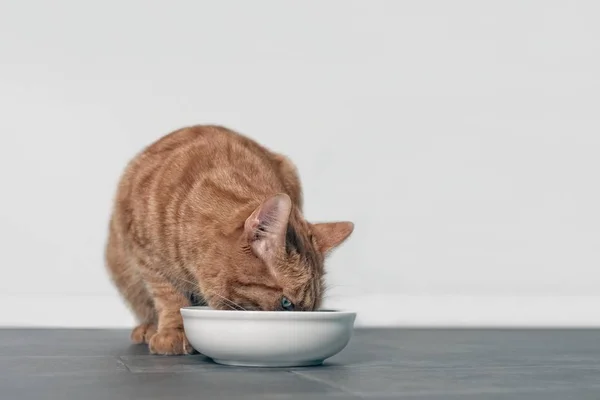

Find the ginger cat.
[{"left": 106, "top": 126, "right": 354, "bottom": 355}]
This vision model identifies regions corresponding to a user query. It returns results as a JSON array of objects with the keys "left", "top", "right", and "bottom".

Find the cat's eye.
[{"left": 280, "top": 296, "right": 294, "bottom": 311}]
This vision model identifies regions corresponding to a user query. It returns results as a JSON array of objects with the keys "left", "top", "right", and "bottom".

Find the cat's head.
[{"left": 211, "top": 194, "right": 353, "bottom": 312}]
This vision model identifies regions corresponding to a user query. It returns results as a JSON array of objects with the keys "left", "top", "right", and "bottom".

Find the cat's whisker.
[
  {"left": 168, "top": 270, "right": 248, "bottom": 311},
  {"left": 210, "top": 291, "right": 247, "bottom": 311},
  {"left": 162, "top": 271, "right": 247, "bottom": 311},
  {"left": 214, "top": 298, "right": 236, "bottom": 311}
]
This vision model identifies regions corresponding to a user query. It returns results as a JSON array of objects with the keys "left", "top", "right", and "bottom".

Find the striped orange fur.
[{"left": 105, "top": 125, "right": 354, "bottom": 355}]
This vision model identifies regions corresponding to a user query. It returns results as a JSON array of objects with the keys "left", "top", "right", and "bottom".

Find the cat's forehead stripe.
[
  {"left": 286, "top": 222, "right": 320, "bottom": 273},
  {"left": 285, "top": 224, "right": 303, "bottom": 255}
]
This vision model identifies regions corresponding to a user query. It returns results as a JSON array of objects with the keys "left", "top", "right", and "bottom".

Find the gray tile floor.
[{"left": 1, "top": 329, "right": 599, "bottom": 399}]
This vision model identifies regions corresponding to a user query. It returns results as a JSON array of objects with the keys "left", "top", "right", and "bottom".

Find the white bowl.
[{"left": 180, "top": 306, "right": 356, "bottom": 367}]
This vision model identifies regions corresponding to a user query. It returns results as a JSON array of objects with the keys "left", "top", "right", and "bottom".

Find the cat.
[{"left": 105, "top": 125, "right": 354, "bottom": 355}]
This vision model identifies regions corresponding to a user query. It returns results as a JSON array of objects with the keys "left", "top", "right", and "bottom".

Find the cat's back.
[
  {"left": 111, "top": 126, "right": 289, "bottom": 247},
  {"left": 120, "top": 125, "right": 282, "bottom": 198}
]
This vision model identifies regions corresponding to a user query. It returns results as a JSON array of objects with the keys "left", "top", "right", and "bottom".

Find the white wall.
[{"left": 1, "top": 0, "right": 599, "bottom": 327}]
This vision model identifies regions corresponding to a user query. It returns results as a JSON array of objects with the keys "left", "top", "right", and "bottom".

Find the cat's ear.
[
  {"left": 244, "top": 193, "right": 292, "bottom": 260},
  {"left": 311, "top": 221, "right": 354, "bottom": 254}
]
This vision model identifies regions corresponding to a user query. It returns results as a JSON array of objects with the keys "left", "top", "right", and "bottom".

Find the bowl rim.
[{"left": 180, "top": 306, "right": 356, "bottom": 320}]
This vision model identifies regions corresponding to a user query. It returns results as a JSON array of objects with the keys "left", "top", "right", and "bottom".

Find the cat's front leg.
[{"left": 141, "top": 269, "right": 194, "bottom": 355}]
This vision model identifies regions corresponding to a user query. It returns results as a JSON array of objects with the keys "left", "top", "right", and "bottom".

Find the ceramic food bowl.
[{"left": 180, "top": 306, "right": 356, "bottom": 367}]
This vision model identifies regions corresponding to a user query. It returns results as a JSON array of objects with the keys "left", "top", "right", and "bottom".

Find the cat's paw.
[
  {"left": 130, "top": 323, "right": 157, "bottom": 344},
  {"left": 148, "top": 328, "right": 194, "bottom": 355}
]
